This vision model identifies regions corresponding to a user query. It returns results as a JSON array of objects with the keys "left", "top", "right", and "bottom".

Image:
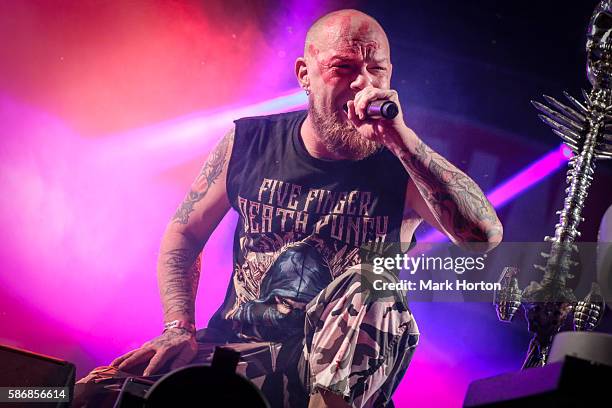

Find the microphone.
[{"left": 342, "top": 100, "right": 399, "bottom": 119}]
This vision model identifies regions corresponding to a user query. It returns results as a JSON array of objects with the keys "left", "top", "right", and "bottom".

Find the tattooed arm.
[
  {"left": 400, "top": 130, "right": 503, "bottom": 250},
  {"left": 159, "top": 126, "right": 234, "bottom": 325},
  {"left": 110, "top": 127, "right": 234, "bottom": 376},
  {"left": 347, "top": 86, "right": 502, "bottom": 250}
]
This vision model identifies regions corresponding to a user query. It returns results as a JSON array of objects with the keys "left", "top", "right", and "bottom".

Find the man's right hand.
[{"left": 110, "top": 328, "right": 198, "bottom": 376}]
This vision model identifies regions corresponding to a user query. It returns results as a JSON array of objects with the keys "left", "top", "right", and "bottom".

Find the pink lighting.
[
  {"left": 0, "top": 3, "right": 597, "bottom": 407},
  {"left": 96, "top": 89, "right": 307, "bottom": 171},
  {"left": 0, "top": 89, "right": 574, "bottom": 404},
  {"left": 0, "top": 89, "right": 307, "bottom": 366},
  {"left": 561, "top": 144, "right": 575, "bottom": 159},
  {"left": 0, "top": 86, "right": 574, "bottom": 408},
  {"left": 486, "top": 143, "right": 570, "bottom": 208}
]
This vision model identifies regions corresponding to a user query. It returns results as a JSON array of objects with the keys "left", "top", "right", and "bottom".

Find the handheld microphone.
[{"left": 342, "top": 100, "right": 399, "bottom": 119}]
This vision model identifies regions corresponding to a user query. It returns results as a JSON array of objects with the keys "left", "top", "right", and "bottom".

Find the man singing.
[{"left": 76, "top": 9, "right": 502, "bottom": 408}]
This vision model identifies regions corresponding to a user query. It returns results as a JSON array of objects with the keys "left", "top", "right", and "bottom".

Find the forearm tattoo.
[
  {"left": 172, "top": 129, "right": 234, "bottom": 225},
  {"left": 160, "top": 247, "right": 201, "bottom": 321},
  {"left": 400, "top": 139, "right": 501, "bottom": 242}
]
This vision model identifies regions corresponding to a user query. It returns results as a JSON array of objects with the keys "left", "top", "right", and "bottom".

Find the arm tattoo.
[
  {"left": 161, "top": 129, "right": 232, "bottom": 323},
  {"left": 160, "top": 248, "right": 201, "bottom": 321},
  {"left": 400, "top": 139, "right": 501, "bottom": 242},
  {"left": 172, "top": 129, "right": 234, "bottom": 225}
]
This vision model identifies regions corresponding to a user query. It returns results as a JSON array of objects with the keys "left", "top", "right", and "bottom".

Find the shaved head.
[{"left": 304, "top": 9, "right": 389, "bottom": 60}]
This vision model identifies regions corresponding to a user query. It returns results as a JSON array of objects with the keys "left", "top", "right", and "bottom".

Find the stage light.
[{"left": 95, "top": 89, "right": 308, "bottom": 171}]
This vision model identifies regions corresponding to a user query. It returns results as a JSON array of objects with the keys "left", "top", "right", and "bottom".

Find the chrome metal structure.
[{"left": 495, "top": 1, "right": 611, "bottom": 369}]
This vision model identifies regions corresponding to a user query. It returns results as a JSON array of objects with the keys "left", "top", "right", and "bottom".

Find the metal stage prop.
[{"left": 494, "top": 0, "right": 612, "bottom": 369}]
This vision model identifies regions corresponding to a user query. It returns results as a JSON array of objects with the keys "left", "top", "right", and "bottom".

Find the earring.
[{"left": 304, "top": 88, "right": 310, "bottom": 96}]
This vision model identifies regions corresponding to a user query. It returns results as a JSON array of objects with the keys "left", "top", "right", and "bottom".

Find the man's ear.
[{"left": 295, "top": 57, "right": 309, "bottom": 90}]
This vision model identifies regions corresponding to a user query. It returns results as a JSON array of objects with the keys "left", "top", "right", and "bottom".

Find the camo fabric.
[{"left": 301, "top": 264, "right": 420, "bottom": 408}]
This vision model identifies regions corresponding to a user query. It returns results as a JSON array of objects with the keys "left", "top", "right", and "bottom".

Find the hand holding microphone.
[
  {"left": 342, "top": 87, "right": 411, "bottom": 150},
  {"left": 343, "top": 99, "right": 399, "bottom": 119}
]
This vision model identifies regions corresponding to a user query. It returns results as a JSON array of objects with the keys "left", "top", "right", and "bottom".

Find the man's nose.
[{"left": 350, "top": 68, "right": 374, "bottom": 91}]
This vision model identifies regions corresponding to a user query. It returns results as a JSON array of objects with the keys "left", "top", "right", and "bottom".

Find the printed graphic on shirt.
[
  {"left": 224, "top": 177, "right": 396, "bottom": 335},
  {"left": 238, "top": 177, "right": 391, "bottom": 248}
]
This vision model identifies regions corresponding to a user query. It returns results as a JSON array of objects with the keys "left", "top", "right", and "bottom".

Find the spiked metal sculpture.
[{"left": 494, "top": 0, "right": 611, "bottom": 369}]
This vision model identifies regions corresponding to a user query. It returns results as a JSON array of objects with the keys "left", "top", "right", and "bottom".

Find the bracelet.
[{"left": 163, "top": 320, "right": 196, "bottom": 335}]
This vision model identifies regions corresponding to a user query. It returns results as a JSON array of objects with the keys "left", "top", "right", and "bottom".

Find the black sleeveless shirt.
[{"left": 208, "top": 110, "right": 411, "bottom": 341}]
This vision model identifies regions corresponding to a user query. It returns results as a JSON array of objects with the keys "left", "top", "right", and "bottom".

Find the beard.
[{"left": 309, "top": 99, "right": 381, "bottom": 161}]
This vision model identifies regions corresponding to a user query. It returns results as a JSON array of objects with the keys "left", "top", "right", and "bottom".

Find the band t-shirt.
[{"left": 208, "top": 110, "right": 411, "bottom": 341}]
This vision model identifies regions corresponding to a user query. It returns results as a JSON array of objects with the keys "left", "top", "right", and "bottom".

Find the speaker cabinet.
[{"left": 0, "top": 344, "right": 75, "bottom": 408}]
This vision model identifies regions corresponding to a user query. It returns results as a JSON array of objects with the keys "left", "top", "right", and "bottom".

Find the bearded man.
[{"left": 75, "top": 9, "right": 502, "bottom": 408}]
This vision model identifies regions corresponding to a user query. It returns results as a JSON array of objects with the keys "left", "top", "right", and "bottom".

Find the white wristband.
[{"left": 163, "top": 319, "right": 196, "bottom": 334}]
